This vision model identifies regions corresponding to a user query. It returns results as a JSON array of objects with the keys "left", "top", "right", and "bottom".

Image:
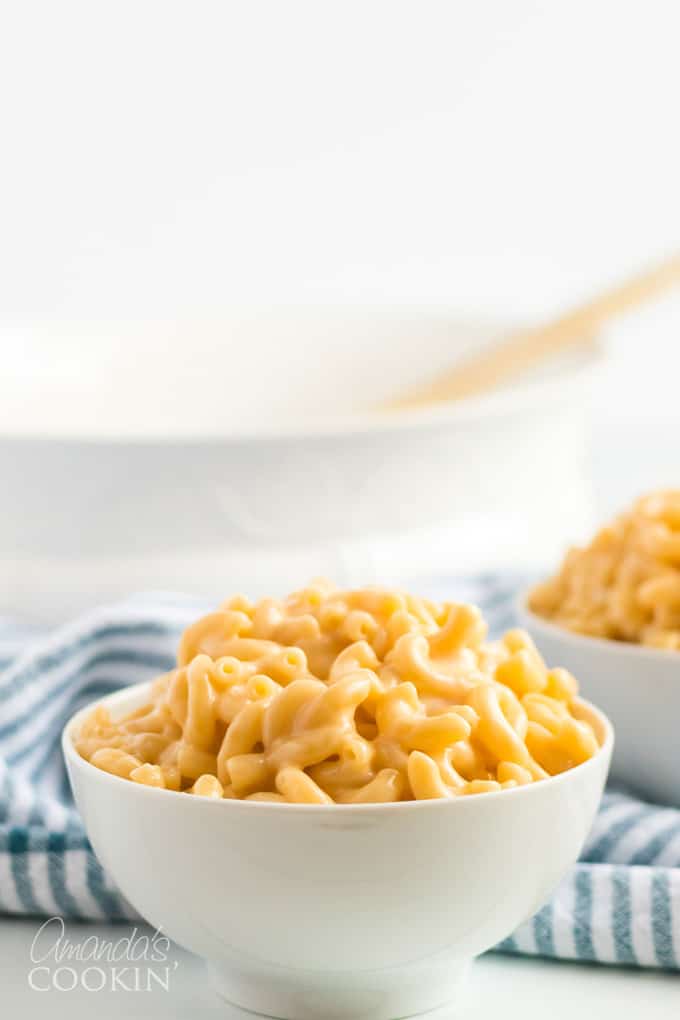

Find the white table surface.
[{"left": 1, "top": 918, "right": 677, "bottom": 1017}]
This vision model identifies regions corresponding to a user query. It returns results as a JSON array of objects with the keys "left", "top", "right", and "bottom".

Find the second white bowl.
[{"left": 518, "top": 593, "right": 680, "bottom": 808}]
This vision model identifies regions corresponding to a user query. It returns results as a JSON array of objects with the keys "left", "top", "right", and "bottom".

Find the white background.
[
  {"left": 1, "top": 1, "right": 679, "bottom": 450},
  {"left": 0, "top": 1, "right": 679, "bottom": 544},
  {"left": 0, "top": 1, "right": 678, "bottom": 314}
]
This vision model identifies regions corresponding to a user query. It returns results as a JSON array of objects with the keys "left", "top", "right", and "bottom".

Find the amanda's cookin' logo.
[{"left": 28, "top": 917, "right": 178, "bottom": 993}]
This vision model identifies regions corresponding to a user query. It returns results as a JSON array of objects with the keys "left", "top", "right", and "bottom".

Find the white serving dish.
[
  {"left": 1, "top": 313, "right": 598, "bottom": 619},
  {"left": 63, "top": 682, "right": 612, "bottom": 1020},
  {"left": 518, "top": 594, "right": 680, "bottom": 808}
]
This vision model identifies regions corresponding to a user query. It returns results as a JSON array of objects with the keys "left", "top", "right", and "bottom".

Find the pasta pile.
[
  {"left": 76, "top": 581, "right": 600, "bottom": 803},
  {"left": 530, "top": 490, "right": 680, "bottom": 649}
]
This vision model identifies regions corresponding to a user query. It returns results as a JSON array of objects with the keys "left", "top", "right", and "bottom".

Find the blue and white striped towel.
[{"left": 0, "top": 577, "right": 678, "bottom": 970}]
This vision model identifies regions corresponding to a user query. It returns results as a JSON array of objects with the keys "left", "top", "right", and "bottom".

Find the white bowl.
[
  {"left": 63, "top": 682, "right": 612, "bottom": 1020},
  {"left": 1, "top": 313, "right": 598, "bottom": 619},
  {"left": 518, "top": 593, "right": 680, "bottom": 808}
]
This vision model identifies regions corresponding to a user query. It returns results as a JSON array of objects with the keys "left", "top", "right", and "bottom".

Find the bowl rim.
[
  {"left": 62, "top": 679, "right": 614, "bottom": 814},
  {"left": 516, "top": 586, "right": 680, "bottom": 663},
  {"left": 3, "top": 315, "right": 601, "bottom": 443}
]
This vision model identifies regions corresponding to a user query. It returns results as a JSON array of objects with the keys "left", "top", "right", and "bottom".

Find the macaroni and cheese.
[
  {"left": 76, "top": 581, "right": 600, "bottom": 802},
  {"left": 530, "top": 490, "right": 680, "bottom": 650}
]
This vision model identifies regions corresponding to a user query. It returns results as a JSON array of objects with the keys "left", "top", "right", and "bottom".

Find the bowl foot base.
[{"left": 209, "top": 956, "right": 471, "bottom": 1020}]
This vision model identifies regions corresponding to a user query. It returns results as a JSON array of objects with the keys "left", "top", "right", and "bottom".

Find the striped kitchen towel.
[{"left": 0, "top": 578, "right": 678, "bottom": 969}]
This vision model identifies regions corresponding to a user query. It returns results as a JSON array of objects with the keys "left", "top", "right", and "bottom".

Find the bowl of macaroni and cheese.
[
  {"left": 63, "top": 582, "right": 613, "bottom": 1020},
  {"left": 522, "top": 490, "right": 680, "bottom": 807}
]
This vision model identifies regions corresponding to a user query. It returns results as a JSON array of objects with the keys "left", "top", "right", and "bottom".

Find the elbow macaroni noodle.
[
  {"left": 530, "top": 490, "right": 680, "bottom": 650},
  {"left": 77, "top": 581, "right": 600, "bottom": 803}
]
